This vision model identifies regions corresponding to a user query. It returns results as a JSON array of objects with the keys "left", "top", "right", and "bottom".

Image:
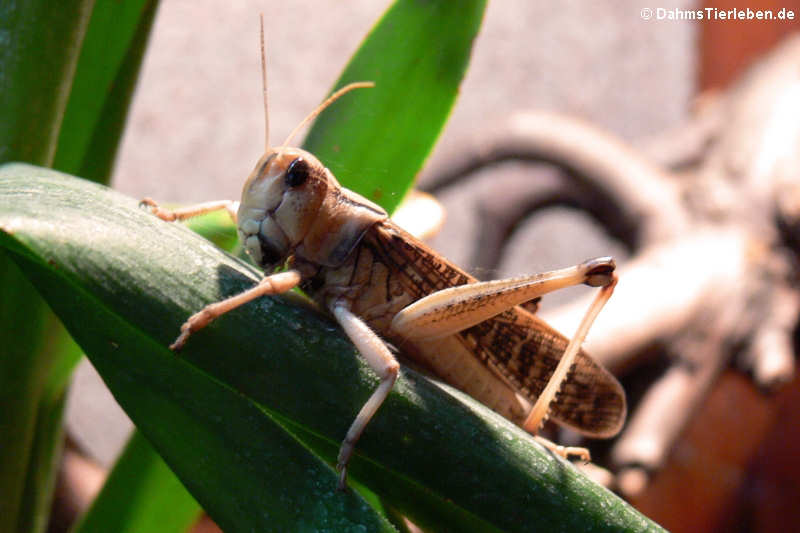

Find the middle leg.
[{"left": 330, "top": 302, "right": 399, "bottom": 489}]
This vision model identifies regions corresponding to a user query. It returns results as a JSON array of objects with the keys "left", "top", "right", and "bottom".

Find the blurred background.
[{"left": 61, "top": 1, "right": 800, "bottom": 532}]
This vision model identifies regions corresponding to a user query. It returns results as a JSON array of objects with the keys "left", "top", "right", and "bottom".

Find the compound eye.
[{"left": 285, "top": 157, "right": 310, "bottom": 187}]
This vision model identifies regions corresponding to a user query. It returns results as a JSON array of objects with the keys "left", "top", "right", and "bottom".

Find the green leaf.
[
  {"left": 16, "top": 387, "right": 68, "bottom": 533},
  {"left": 0, "top": 3, "right": 94, "bottom": 532},
  {"left": 53, "top": 0, "right": 161, "bottom": 182},
  {"left": 0, "top": 0, "right": 94, "bottom": 166},
  {"left": 0, "top": 166, "right": 665, "bottom": 531},
  {"left": 2, "top": 1, "right": 162, "bottom": 531},
  {"left": 51, "top": 4, "right": 207, "bottom": 531},
  {"left": 184, "top": 210, "right": 241, "bottom": 253},
  {"left": 72, "top": 431, "right": 202, "bottom": 533},
  {"left": 2, "top": 166, "right": 395, "bottom": 532},
  {"left": 0, "top": 257, "right": 68, "bottom": 533},
  {"left": 302, "top": 0, "right": 486, "bottom": 213}
]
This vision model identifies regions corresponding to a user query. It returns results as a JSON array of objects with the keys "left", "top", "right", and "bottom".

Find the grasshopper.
[{"left": 142, "top": 22, "right": 626, "bottom": 489}]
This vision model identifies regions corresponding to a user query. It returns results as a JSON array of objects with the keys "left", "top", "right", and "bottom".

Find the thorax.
[{"left": 297, "top": 220, "right": 472, "bottom": 337}]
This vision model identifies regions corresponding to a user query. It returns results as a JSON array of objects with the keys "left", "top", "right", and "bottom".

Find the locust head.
[
  {"left": 237, "top": 147, "right": 386, "bottom": 270},
  {"left": 240, "top": 31, "right": 379, "bottom": 272}
]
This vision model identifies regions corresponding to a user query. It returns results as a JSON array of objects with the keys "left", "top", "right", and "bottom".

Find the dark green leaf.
[
  {"left": 2, "top": 166, "right": 395, "bottom": 532},
  {"left": 0, "top": 165, "right": 664, "bottom": 532}
]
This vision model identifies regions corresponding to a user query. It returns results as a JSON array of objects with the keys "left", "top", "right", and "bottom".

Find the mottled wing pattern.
[
  {"left": 367, "top": 222, "right": 473, "bottom": 295},
  {"left": 463, "top": 310, "right": 625, "bottom": 437},
  {"left": 369, "top": 221, "right": 626, "bottom": 437}
]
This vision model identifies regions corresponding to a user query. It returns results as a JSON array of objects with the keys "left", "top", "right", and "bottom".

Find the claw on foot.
[
  {"left": 169, "top": 309, "right": 214, "bottom": 351},
  {"left": 534, "top": 435, "right": 592, "bottom": 462},
  {"left": 140, "top": 197, "right": 177, "bottom": 222},
  {"left": 169, "top": 326, "right": 191, "bottom": 352}
]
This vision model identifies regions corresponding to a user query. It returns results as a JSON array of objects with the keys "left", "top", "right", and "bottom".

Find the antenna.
[
  {"left": 260, "top": 14, "right": 269, "bottom": 149},
  {"left": 281, "top": 81, "right": 375, "bottom": 147}
]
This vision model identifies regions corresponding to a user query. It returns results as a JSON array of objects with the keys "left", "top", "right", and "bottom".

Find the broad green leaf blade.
[
  {"left": 2, "top": 167, "right": 395, "bottom": 533},
  {"left": 72, "top": 431, "right": 202, "bottom": 533},
  {"left": 53, "top": 0, "right": 161, "bottom": 182},
  {"left": 0, "top": 165, "right": 664, "bottom": 532},
  {"left": 302, "top": 0, "right": 486, "bottom": 213}
]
